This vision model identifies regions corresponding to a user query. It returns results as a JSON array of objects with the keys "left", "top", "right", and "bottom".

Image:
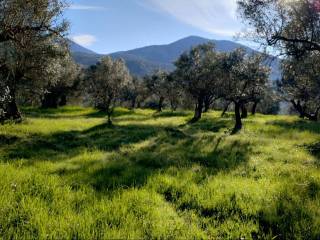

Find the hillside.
[
  {"left": 69, "top": 40, "right": 98, "bottom": 55},
  {"left": 0, "top": 107, "right": 319, "bottom": 239},
  {"left": 70, "top": 36, "right": 281, "bottom": 79},
  {"left": 69, "top": 40, "right": 103, "bottom": 67}
]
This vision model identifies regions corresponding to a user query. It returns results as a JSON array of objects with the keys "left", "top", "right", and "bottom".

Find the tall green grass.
[{"left": 0, "top": 106, "right": 319, "bottom": 239}]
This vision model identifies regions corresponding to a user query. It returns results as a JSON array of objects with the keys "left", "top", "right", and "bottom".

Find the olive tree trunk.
[
  {"left": 203, "top": 98, "right": 211, "bottom": 113},
  {"left": 291, "top": 100, "right": 318, "bottom": 121},
  {"left": 4, "top": 89, "right": 21, "bottom": 121},
  {"left": 157, "top": 96, "right": 164, "bottom": 112},
  {"left": 232, "top": 102, "right": 242, "bottom": 134},
  {"left": 59, "top": 95, "right": 67, "bottom": 107},
  {"left": 41, "top": 92, "right": 59, "bottom": 108},
  {"left": 251, "top": 101, "right": 258, "bottom": 115},
  {"left": 130, "top": 97, "right": 136, "bottom": 109},
  {"left": 241, "top": 104, "right": 248, "bottom": 118},
  {"left": 221, "top": 102, "right": 231, "bottom": 117},
  {"left": 191, "top": 96, "right": 204, "bottom": 123}
]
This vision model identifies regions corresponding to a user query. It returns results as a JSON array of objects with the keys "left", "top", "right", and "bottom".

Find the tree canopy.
[
  {"left": 0, "top": 0, "right": 68, "bottom": 120},
  {"left": 87, "top": 56, "right": 132, "bottom": 124},
  {"left": 237, "top": 0, "right": 320, "bottom": 57}
]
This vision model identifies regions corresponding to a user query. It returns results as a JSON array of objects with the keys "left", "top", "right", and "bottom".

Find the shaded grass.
[{"left": 0, "top": 107, "right": 319, "bottom": 239}]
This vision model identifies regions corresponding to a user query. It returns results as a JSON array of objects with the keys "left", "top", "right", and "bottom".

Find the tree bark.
[
  {"left": 232, "top": 102, "right": 242, "bottom": 134},
  {"left": 191, "top": 96, "right": 204, "bottom": 123},
  {"left": 107, "top": 111, "right": 112, "bottom": 125},
  {"left": 131, "top": 97, "right": 136, "bottom": 109},
  {"left": 59, "top": 95, "right": 67, "bottom": 107},
  {"left": 306, "top": 114, "right": 318, "bottom": 121},
  {"left": 290, "top": 100, "right": 318, "bottom": 121},
  {"left": 304, "top": 111, "right": 318, "bottom": 121},
  {"left": 157, "top": 96, "right": 164, "bottom": 112},
  {"left": 4, "top": 89, "right": 21, "bottom": 121},
  {"left": 203, "top": 97, "right": 211, "bottom": 113},
  {"left": 106, "top": 105, "right": 113, "bottom": 125},
  {"left": 170, "top": 100, "right": 177, "bottom": 111},
  {"left": 291, "top": 100, "right": 305, "bottom": 118},
  {"left": 241, "top": 104, "right": 248, "bottom": 118},
  {"left": 105, "top": 98, "right": 114, "bottom": 125},
  {"left": 251, "top": 101, "right": 258, "bottom": 115},
  {"left": 41, "top": 92, "right": 59, "bottom": 108},
  {"left": 221, "top": 102, "right": 230, "bottom": 117}
]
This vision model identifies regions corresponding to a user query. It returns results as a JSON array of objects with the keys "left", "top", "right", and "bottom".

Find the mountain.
[
  {"left": 68, "top": 40, "right": 98, "bottom": 55},
  {"left": 111, "top": 36, "right": 253, "bottom": 65},
  {"left": 69, "top": 36, "right": 281, "bottom": 80}
]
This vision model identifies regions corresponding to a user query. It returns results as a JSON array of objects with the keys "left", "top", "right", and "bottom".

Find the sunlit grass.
[{"left": 0, "top": 107, "right": 319, "bottom": 239}]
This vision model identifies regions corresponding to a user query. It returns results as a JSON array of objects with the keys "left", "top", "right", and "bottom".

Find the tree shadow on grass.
[
  {"left": 183, "top": 118, "right": 232, "bottom": 133},
  {"left": 0, "top": 134, "right": 20, "bottom": 145},
  {"left": 22, "top": 107, "right": 138, "bottom": 120},
  {"left": 256, "top": 184, "right": 320, "bottom": 239},
  {"left": 22, "top": 107, "right": 91, "bottom": 119},
  {"left": 1, "top": 123, "right": 160, "bottom": 164},
  {"left": 1, "top": 113, "right": 252, "bottom": 194},
  {"left": 266, "top": 119, "right": 320, "bottom": 135},
  {"left": 84, "top": 108, "right": 142, "bottom": 119},
  {"left": 85, "top": 132, "right": 252, "bottom": 192},
  {"left": 302, "top": 142, "right": 320, "bottom": 166},
  {"left": 152, "top": 111, "right": 192, "bottom": 118}
]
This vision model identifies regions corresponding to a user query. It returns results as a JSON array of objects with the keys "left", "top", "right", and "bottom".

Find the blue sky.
[{"left": 65, "top": 0, "right": 245, "bottom": 54}]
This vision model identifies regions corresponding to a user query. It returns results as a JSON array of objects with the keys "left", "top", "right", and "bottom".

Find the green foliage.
[
  {"left": 40, "top": 54, "right": 82, "bottom": 108},
  {"left": 238, "top": 0, "right": 320, "bottom": 56},
  {"left": 86, "top": 57, "right": 132, "bottom": 123},
  {"left": 280, "top": 53, "right": 320, "bottom": 120},
  {"left": 0, "top": 107, "right": 319, "bottom": 239},
  {"left": 0, "top": 0, "right": 69, "bottom": 120}
]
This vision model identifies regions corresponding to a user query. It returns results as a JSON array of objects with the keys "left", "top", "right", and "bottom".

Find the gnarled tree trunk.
[
  {"left": 191, "top": 96, "right": 204, "bottom": 123},
  {"left": 221, "top": 102, "right": 231, "bottom": 117},
  {"left": 41, "top": 92, "right": 59, "bottom": 108},
  {"left": 232, "top": 102, "right": 242, "bottom": 134},
  {"left": 130, "top": 97, "right": 136, "bottom": 109},
  {"left": 241, "top": 104, "right": 248, "bottom": 118},
  {"left": 203, "top": 96, "right": 211, "bottom": 113},
  {"left": 170, "top": 100, "right": 177, "bottom": 111},
  {"left": 251, "top": 101, "right": 258, "bottom": 115},
  {"left": 4, "top": 89, "right": 21, "bottom": 121},
  {"left": 158, "top": 96, "right": 164, "bottom": 112},
  {"left": 59, "top": 95, "right": 67, "bottom": 107},
  {"left": 291, "top": 100, "right": 318, "bottom": 121}
]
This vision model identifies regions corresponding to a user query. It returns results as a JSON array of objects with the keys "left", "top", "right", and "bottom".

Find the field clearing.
[{"left": 0, "top": 107, "right": 319, "bottom": 239}]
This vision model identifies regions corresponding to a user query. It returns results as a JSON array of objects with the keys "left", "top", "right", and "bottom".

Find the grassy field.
[{"left": 0, "top": 107, "right": 319, "bottom": 239}]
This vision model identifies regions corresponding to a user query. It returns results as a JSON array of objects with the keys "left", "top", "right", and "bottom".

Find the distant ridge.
[
  {"left": 69, "top": 36, "right": 280, "bottom": 80},
  {"left": 68, "top": 40, "right": 98, "bottom": 55}
]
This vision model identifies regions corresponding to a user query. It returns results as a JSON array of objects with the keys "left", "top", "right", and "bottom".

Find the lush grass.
[{"left": 0, "top": 106, "right": 319, "bottom": 239}]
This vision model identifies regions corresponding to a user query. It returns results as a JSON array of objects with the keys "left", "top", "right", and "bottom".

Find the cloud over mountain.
[
  {"left": 142, "top": 0, "right": 241, "bottom": 37},
  {"left": 71, "top": 34, "right": 97, "bottom": 47}
]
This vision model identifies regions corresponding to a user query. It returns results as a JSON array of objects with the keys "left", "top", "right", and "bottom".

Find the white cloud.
[
  {"left": 143, "top": 0, "right": 242, "bottom": 37},
  {"left": 69, "top": 4, "right": 107, "bottom": 11},
  {"left": 71, "top": 34, "right": 97, "bottom": 47}
]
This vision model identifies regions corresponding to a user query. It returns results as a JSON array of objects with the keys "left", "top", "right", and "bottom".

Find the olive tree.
[
  {"left": 237, "top": 0, "right": 320, "bottom": 57},
  {"left": 175, "top": 43, "right": 221, "bottom": 122},
  {"left": 122, "top": 76, "right": 149, "bottom": 109},
  {"left": 279, "top": 53, "right": 320, "bottom": 121},
  {"left": 0, "top": 85, "right": 11, "bottom": 123},
  {"left": 0, "top": 0, "right": 68, "bottom": 120},
  {"left": 41, "top": 54, "right": 81, "bottom": 108},
  {"left": 165, "top": 72, "right": 182, "bottom": 111},
  {"left": 238, "top": 0, "right": 320, "bottom": 120},
  {"left": 144, "top": 70, "right": 169, "bottom": 112},
  {"left": 219, "top": 49, "right": 270, "bottom": 133},
  {"left": 88, "top": 56, "right": 132, "bottom": 124}
]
